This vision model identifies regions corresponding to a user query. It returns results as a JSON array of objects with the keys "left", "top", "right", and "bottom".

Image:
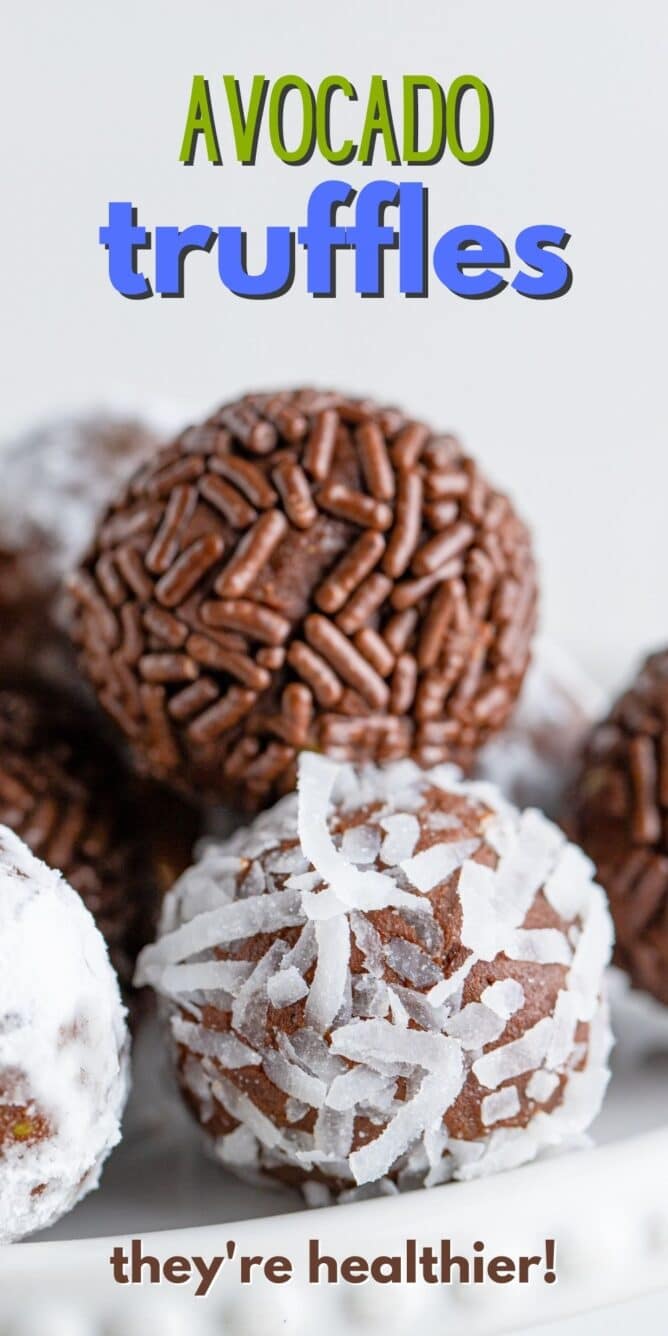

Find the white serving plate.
[
  {"left": 0, "top": 975, "right": 666, "bottom": 1336},
  {"left": 1, "top": 642, "right": 666, "bottom": 1333}
]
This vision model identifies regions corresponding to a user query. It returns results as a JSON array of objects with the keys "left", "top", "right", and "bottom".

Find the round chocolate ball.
[
  {"left": 0, "top": 826, "right": 129, "bottom": 1241},
  {"left": 70, "top": 389, "right": 538, "bottom": 810},
  {"left": 0, "top": 412, "right": 160, "bottom": 685},
  {"left": 571, "top": 649, "right": 668, "bottom": 1006},
  {"left": 0, "top": 681, "right": 161, "bottom": 992},
  {"left": 137, "top": 754, "right": 612, "bottom": 1199}
]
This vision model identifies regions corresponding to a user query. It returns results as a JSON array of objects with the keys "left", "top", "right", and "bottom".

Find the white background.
[
  {"left": 0, "top": 2, "right": 666, "bottom": 1330},
  {"left": 1, "top": 0, "right": 666, "bottom": 691}
]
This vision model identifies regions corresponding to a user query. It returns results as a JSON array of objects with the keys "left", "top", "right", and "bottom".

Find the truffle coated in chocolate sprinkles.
[
  {"left": 571, "top": 648, "right": 668, "bottom": 1006},
  {"left": 0, "top": 682, "right": 161, "bottom": 991},
  {"left": 70, "top": 389, "right": 538, "bottom": 809}
]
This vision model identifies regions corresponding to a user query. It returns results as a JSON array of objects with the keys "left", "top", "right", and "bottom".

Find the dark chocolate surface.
[{"left": 71, "top": 389, "right": 537, "bottom": 809}]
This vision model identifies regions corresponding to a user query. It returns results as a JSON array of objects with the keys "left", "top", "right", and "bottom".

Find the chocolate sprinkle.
[
  {"left": 70, "top": 389, "right": 537, "bottom": 810},
  {"left": 571, "top": 648, "right": 668, "bottom": 1005},
  {"left": 0, "top": 682, "right": 167, "bottom": 992}
]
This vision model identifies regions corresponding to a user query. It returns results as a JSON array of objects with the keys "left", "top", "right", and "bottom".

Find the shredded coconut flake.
[
  {"left": 297, "top": 752, "right": 427, "bottom": 914},
  {"left": 526, "top": 1070, "right": 560, "bottom": 1103},
  {"left": 400, "top": 839, "right": 480, "bottom": 892},
  {"left": 262, "top": 1051, "right": 326, "bottom": 1108},
  {"left": 331, "top": 1019, "right": 462, "bottom": 1077},
  {"left": 351, "top": 912, "right": 385, "bottom": 977},
  {"left": 506, "top": 928, "right": 573, "bottom": 965},
  {"left": 172, "top": 1017, "right": 260, "bottom": 1068},
  {"left": 232, "top": 941, "right": 288, "bottom": 1045},
  {"left": 473, "top": 1017, "right": 555, "bottom": 1090},
  {"left": 379, "top": 814, "right": 420, "bottom": 865},
  {"left": 305, "top": 916, "right": 351, "bottom": 1034},
  {"left": 155, "top": 960, "right": 253, "bottom": 995},
  {"left": 314, "top": 1105, "right": 354, "bottom": 1160},
  {"left": 427, "top": 956, "right": 475, "bottom": 1007},
  {"left": 384, "top": 938, "right": 442, "bottom": 987},
  {"left": 265, "top": 846, "right": 311, "bottom": 876},
  {"left": 267, "top": 966, "right": 309, "bottom": 1008},
  {"left": 480, "top": 978, "right": 525, "bottom": 1018},
  {"left": 341, "top": 825, "right": 382, "bottom": 865},
  {"left": 444, "top": 1003, "right": 508, "bottom": 1050},
  {"left": 216, "top": 1124, "right": 259, "bottom": 1167},
  {"left": 326, "top": 1067, "right": 394, "bottom": 1112},
  {"left": 285, "top": 1097, "right": 308, "bottom": 1124},
  {"left": 281, "top": 1028, "right": 347, "bottom": 1082},
  {"left": 481, "top": 1086, "right": 521, "bottom": 1125},
  {"left": 136, "top": 890, "right": 304, "bottom": 980},
  {"left": 350, "top": 1068, "right": 462, "bottom": 1186},
  {"left": 544, "top": 843, "right": 595, "bottom": 920}
]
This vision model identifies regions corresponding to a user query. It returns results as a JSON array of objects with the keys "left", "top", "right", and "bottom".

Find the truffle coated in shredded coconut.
[{"left": 137, "top": 753, "right": 613, "bottom": 1198}]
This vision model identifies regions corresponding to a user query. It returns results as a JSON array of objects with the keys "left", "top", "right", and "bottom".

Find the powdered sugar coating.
[
  {"left": 0, "top": 827, "right": 130, "bottom": 1242},
  {"left": 0, "top": 413, "right": 161, "bottom": 590},
  {"left": 137, "top": 755, "right": 613, "bottom": 1199},
  {"left": 0, "top": 412, "right": 162, "bottom": 686}
]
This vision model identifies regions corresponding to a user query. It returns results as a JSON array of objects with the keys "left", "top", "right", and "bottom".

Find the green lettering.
[
  {"left": 269, "top": 76, "right": 316, "bottom": 164},
  {"left": 315, "top": 76, "right": 357, "bottom": 164},
  {"left": 179, "top": 75, "right": 222, "bottom": 165},
  {"left": 358, "top": 75, "right": 400, "bottom": 165},
  {"left": 222, "top": 75, "right": 268, "bottom": 165},
  {"left": 403, "top": 76, "right": 445, "bottom": 164},
  {"left": 446, "top": 76, "right": 493, "bottom": 165}
]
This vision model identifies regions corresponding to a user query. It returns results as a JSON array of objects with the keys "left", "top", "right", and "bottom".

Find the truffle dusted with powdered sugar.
[
  {"left": 137, "top": 754, "right": 613, "bottom": 1199},
  {"left": 0, "top": 827, "right": 129, "bottom": 1242},
  {"left": 0, "top": 413, "right": 161, "bottom": 686}
]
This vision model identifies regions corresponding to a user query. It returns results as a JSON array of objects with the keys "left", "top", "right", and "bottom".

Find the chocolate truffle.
[
  {"left": 477, "top": 639, "right": 605, "bottom": 817},
  {"left": 70, "top": 389, "right": 537, "bottom": 810},
  {"left": 0, "top": 412, "right": 160, "bottom": 685},
  {"left": 0, "top": 826, "right": 129, "bottom": 1241},
  {"left": 571, "top": 649, "right": 668, "bottom": 1005},
  {"left": 137, "top": 754, "right": 612, "bottom": 1199},
  {"left": 0, "top": 681, "right": 160, "bottom": 991}
]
